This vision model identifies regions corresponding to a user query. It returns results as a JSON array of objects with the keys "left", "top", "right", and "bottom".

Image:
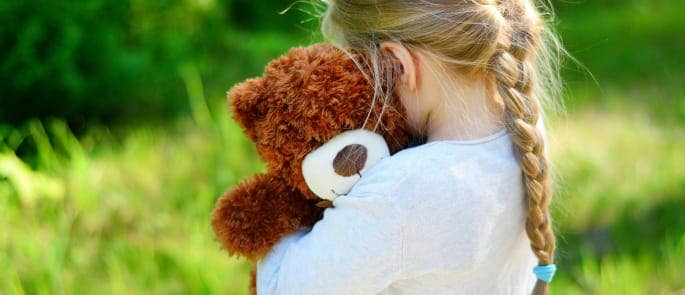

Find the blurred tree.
[{"left": 0, "top": 0, "right": 316, "bottom": 126}]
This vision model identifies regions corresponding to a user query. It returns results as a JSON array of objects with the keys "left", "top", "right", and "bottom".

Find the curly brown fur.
[
  {"left": 211, "top": 173, "right": 322, "bottom": 261},
  {"left": 249, "top": 267, "right": 257, "bottom": 295},
  {"left": 228, "top": 43, "right": 411, "bottom": 199}
]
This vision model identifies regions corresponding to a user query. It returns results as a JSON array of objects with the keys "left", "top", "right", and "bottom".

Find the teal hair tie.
[{"left": 533, "top": 264, "right": 557, "bottom": 283}]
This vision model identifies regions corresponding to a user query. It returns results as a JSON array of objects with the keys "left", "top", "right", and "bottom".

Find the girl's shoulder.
[{"left": 350, "top": 129, "right": 520, "bottom": 200}]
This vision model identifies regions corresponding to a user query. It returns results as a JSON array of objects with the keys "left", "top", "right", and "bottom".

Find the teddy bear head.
[{"left": 228, "top": 43, "right": 413, "bottom": 201}]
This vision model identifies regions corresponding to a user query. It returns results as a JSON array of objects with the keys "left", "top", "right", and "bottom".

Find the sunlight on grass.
[
  {"left": 1, "top": 100, "right": 684, "bottom": 294},
  {"left": 550, "top": 107, "right": 685, "bottom": 231},
  {"left": 0, "top": 110, "right": 258, "bottom": 293},
  {"left": 554, "top": 234, "right": 685, "bottom": 294}
]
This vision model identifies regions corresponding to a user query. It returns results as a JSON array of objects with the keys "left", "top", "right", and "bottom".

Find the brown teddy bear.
[{"left": 211, "top": 43, "right": 414, "bottom": 293}]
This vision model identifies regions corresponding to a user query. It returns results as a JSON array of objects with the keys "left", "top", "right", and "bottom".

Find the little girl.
[{"left": 257, "top": 0, "right": 559, "bottom": 294}]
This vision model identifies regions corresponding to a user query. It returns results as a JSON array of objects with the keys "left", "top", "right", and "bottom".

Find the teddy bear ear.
[{"left": 228, "top": 77, "right": 267, "bottom": 140}]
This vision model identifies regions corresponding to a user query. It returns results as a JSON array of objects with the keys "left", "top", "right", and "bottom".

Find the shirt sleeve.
[{"left": 256, "top": 192, "right": 404, "bottom": 295}]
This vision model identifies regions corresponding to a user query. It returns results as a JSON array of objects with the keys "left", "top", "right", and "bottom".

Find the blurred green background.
[{"left": 1, "top": 0, "right": 684, "bottom": 294}]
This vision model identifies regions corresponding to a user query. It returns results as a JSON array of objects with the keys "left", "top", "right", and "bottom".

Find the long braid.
[{"left": 488, "top": 1, "right": 556, "bottom": 294}]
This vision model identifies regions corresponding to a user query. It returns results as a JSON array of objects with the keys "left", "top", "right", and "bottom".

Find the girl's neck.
[{"left": 425, "top": 77, "right": 504, "bottom": 142}]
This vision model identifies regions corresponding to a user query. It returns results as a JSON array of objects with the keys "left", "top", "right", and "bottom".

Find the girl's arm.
[{"left": 256, "top": 191, "right": 403, "bottom": 295}]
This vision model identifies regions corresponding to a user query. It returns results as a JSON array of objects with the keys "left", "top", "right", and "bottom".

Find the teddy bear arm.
[{"left": 211, "top": 173, "right": 322, "bottom": 261}]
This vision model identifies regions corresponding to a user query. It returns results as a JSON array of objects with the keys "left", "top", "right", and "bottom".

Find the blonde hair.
[{"left": 322, "top": 1, "right": 562, "bottom": 294}]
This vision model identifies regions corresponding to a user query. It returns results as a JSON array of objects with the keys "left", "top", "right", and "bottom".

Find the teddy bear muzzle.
[{"left": 301, "top": 129, "right": 390, "bottom": 202}]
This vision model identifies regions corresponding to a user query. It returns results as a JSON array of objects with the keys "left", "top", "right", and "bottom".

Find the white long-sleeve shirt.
[{"left": 257, "top": 129, "right": 538, "bottom": 295}]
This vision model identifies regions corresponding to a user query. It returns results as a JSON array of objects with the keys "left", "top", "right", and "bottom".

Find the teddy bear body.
[{"left": 211, "top": 43, "right": 413, "bottom": 292}]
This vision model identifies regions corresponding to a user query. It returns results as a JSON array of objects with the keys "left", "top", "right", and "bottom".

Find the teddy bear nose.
[{"left": 332, "top": 144, "right": 368, "bottom": 177}]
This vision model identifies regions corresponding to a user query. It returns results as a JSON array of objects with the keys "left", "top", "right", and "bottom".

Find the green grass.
[
  {"left": 2, "top": 89, "right": 684, "bottom": 294},
  {"left": 0, "top": 116, "right": 257, "bottom": 294},
  {"left": 549, "top": 106, "right": 685, "bottom": 294}
]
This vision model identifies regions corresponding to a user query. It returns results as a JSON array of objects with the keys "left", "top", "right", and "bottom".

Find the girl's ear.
[
  {"left": 228, "top": 78, "right": 267, "bottom": 140},
  {"left": 380, "top": 41, "right": 418, "bottom": 92}
]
